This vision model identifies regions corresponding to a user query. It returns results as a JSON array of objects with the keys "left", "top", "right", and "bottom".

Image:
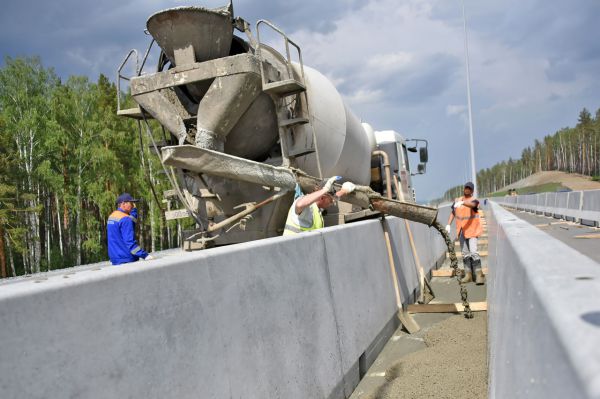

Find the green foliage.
[
  {"left": 0, "top": 57, "right": 177, "bottom": 277},
  {"left": 439, "top": 107, "right": 600, "bottom": 201}
]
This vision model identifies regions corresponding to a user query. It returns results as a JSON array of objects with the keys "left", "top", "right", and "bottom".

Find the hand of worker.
[
  {"left": 142, "top": 254, "right": 155, "bottom": 261},
  {"left": 323, "top": 176, "right": 342, "bottom": 193},
  {"left": 445, "top": 224, "right": 451, "bottom": 234},
  {"left": 453, "top": 200, "right": 464, "bottom": 208},
  {"left": 341, "top": 181, "right": 356, "bottom": 194}
]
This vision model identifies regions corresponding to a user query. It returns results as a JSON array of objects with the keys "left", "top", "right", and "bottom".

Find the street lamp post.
[{"left": 461, "top": 0, "right": 478, "bottom": 197}]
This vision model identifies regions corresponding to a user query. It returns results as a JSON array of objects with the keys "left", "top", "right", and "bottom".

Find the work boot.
[
  {"left": 473, "top": 258, "right": 485, "bottom": 285},
  {"left": 460, "top": 271, "right": 473, "bottom": 283},
  {"left": 460, "top": 257, "right": 473, "bottom": 283}
]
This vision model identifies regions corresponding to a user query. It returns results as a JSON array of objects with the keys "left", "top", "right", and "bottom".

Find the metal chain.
[{"left": 433, "top": 221, "right": 474, "bottom": 319}]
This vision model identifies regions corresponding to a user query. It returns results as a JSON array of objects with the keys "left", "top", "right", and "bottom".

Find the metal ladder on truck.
[{"left": 255, "top": 20, "right": 323, "bottom": 178}]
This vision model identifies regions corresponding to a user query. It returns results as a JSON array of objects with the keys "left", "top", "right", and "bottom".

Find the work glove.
[
  {"left": 453, "top": 200, "right": 464, "bottom": 208},
  {"left": 341, "top": 181, "right": 356, "bottom": 194},
  {"left": 323, "top": 176, "right": 342, "bottom": 193},
  {"left": 445, "top": 225, "right": 451, "bottom": 234},
  {"left": 142, "top": 254, "right": 155, "bottom": 261}
]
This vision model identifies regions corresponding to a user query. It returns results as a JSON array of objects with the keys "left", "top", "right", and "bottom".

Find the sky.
[{"left": 2, "top": 0, "right": 599, "bottom": 200}]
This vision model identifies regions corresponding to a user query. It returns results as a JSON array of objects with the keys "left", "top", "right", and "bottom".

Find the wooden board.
[
  {"left": 407, "top": 301, "right": 487, "bottom": 313},
  {"left": 456, "top": 239, "right": 488, "bottom": 245},
  {"left": 574, "top": 233, "right": 600, "bottom": 239},
  {"left": 447, "top": 250, "right": 488, "bottom": 258},
  {"left": 165, "top": 209, "right": 192, "bottom": 220},
  {"left": 432, "top": 267, "right": 488, "bottom": 277}
]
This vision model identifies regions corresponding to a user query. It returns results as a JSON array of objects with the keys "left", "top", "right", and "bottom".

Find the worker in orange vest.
[{"left": 445, "top": 182, "right": 484, "bottom": 284}]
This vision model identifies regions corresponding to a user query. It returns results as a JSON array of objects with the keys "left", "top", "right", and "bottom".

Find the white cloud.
[
  {"left": 365, "top": 52, "right": 414, "bottom": 73},
  {"left": 446, "top": 104, "right": 466, "bottom": 116},
  {"left": 3, "top": 0, "right": 598, "bottom": 199}
]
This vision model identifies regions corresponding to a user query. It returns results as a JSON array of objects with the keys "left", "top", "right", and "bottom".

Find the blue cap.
[
  {"left": 116, "top": 193, "right": 139, "bottom": 205},
  {"left": 464, "top": 182, "right": 474, "bottom": 190}
]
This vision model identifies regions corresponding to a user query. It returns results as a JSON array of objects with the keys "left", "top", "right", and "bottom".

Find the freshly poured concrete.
[{"left": 349, "top": 265, "right": 488, "bottom": 399}]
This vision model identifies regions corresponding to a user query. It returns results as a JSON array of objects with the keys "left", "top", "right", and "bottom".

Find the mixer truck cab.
[{"left": 366, "top": 128, "right": 428, "bottom": 203}]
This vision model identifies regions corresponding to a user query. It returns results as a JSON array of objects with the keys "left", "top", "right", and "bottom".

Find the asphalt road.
[{"left": 505, "top": 209, "right": 600, "bottom": 263}]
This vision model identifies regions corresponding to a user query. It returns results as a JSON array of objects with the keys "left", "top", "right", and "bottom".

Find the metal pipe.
[
  {"left": 162, "top": 145, "right": 439, "bottom": 225},
  {"left": 207, "top": 190, "right": 289, "bottom": 233},
  {"left": 372, "top": 150, "right": 393, "bottom": 200},
  {"left": 462, "top": 0, "right": 478, "bottom": 196}
]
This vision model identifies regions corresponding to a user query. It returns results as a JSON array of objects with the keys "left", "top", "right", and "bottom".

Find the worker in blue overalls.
[{"left": 107, "top": 193, "right": 154, "bottom": 265}]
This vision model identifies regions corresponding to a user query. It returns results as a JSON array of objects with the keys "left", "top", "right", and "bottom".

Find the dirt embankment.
[{"left": 501, "top": 171, "right": 600, "bottom": 192}]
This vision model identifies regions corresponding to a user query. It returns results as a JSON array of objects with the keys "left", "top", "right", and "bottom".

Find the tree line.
[
  {"left": 0, "top": 56, "right": 182, "bottom": 279},
  {"left": 439, "top": 107, "right": 600, "bottom": 202}
]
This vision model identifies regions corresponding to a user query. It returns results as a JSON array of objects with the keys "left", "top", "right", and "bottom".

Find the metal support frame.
[
  {"left": 116, "top": 49, "right": 139, "bottom": 113},
  {"left": 255, "top": 19, "right": 306, "bottom": 89},
  {"left": 116, "top": 39, "right": 155, "bottom": 114}
]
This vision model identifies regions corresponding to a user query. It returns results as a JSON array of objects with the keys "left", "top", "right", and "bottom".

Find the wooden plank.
[
  {"left": 574, "top": 233, "right": 600, "bottom": 239},
  {"left": 456, "top": 239, "right": 488, "bottom": 245},
  {"left": 447, "top": 250, "right": 488, "bottom": 258},
  {"left": 431, "top": 269, "right": 455, "bottom": 277},
  {"left": 383, "top": 226, "right": 420, "bottom": 333},
  {"left": 165, "top": 209, "right": 191, "bottom": 220},
  {"left": 432, "top": 267, "right": 488, "bottom": 277},
  {"left": 407, "top": 301, "right": 487, "bottom": 313}
]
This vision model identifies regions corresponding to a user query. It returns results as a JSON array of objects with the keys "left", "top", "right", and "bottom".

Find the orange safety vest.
[{"left": 454, "top": 196, "right": 482, "bottom": 238}]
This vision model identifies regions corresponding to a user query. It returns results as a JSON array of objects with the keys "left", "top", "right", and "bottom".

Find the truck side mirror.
[
  {"left": 417, "top": 163, "right": 426, "bottom": 174},
  {"left": 419, "top": 147, "right": 428, "bottom": 163}
]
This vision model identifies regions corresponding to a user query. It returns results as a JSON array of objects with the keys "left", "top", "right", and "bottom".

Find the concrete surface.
[
  {"left": 495, "top": 188, "right": 600, "bottom": 226},
  {"left": 0, "top": 215, "right": 447, "bottom": 399},
  {"left": 505, "top": 209, "right": 600, "bottom": 263},
  {"left": 349, "top": 274, "right": 488, "bottom": 399},
  {"left": 348, "top": 207, "right": 488, "bottom": 399},
  {"left": 487, "top": 202, "right": 600, "bottom": 399}
]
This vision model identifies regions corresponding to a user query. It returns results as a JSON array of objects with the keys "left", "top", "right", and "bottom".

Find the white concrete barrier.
[
  {"left": 566, "top": 191, "right": 582, "bottom": 221},
  {"left": 0, "top": 214, "right": 447, "bottom": 399},
  {"left": 492, "top": 188, "right": 600, "bottom": 227},
  {"left": 487, "top": 202, "right": 600, "bottom": 399},
  {"left": 581, "top": 189, "right": 600, "bottom": 226}
]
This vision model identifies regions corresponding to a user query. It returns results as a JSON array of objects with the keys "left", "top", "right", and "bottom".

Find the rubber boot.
[
  {"left": 460, "top": 257, "right": 473, "bottom": 283},
  {"left": 473, "top": 258, "right": 485, "bottom": 285}
]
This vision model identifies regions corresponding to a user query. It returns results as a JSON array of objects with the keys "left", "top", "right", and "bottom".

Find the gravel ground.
[{"left": 364, "top": 313, "right": 488, "bottom": 399}]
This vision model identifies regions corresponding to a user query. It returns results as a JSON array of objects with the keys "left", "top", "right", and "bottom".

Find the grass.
[{"left": 488, "top": 182, "right": 568, "bottom": 197}]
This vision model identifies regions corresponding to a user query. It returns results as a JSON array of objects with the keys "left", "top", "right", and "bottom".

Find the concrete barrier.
[
  {"left": 487, "top": 202, "right": 600, "bottom": 399},
  {"left": 544, "top": 192, "right": 557, "bottom": 216},
  {"left": 554, "top": 191, "right": 569, "bottom": 218},
  {"left": 493, "top": 188, "right": 600, "bottom": 227},
  {"left": 566, "top": 191, "right": 582, "bottom": 221},
  {"left": 0, "top": 214, "right": 447, "bottom": 399},
  {"left": 581, "top": 189, "right": 600, "bottom": 227}
]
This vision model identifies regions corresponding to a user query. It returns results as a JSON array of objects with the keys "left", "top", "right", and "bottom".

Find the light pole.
[{"left": 461, "top": 0, "right": 478, "bottom": 197}]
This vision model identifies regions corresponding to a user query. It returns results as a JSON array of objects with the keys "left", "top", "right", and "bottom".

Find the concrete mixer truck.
[{"left": 117, "top": 3, "right": 434, "bottom": 249}]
